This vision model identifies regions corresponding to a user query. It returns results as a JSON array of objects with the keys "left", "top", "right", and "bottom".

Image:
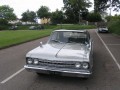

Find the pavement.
[{"left": 0, "top": 29, "right": 120, "bottom": 90}]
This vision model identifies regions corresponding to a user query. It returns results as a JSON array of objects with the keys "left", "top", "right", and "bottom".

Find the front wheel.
[
  {"left": 36, "top": 72, "right": 48, "bottom": 77},
  {"left": 36, "top": 72, "right": 41, "bottom": 76},
  {"left": 82, "top": 77, "right": 89, "bottom": 80}
]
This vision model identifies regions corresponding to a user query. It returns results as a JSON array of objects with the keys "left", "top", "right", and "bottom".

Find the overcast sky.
[
  {"left": 0, "top": 0, "right": 65, "bottom": 18},
  {"left": 0, "top": 0, "right": 119, "bottom": 18}
]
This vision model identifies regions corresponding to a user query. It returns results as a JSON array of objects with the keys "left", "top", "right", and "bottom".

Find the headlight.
[
  {"left": 33, "top": 59, "right": 39, "bottom": 65},
  {"left": 75, "top": 63, "right": 81, "bottom": 68},
  {"left": 82, "top": 62, "right": 89, "bottom": 69},
  {"left": 27, "top": 58, "right": 33, "bottom": 64}
]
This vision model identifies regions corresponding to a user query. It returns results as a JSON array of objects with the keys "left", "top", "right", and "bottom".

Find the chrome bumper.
[{"left": 24, "top": 65, "right": 92, "bottom": 78}]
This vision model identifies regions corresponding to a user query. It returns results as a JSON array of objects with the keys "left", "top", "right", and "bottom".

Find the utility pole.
[
  {"left": 109, "top": 7, "right": 112, "bottom": 16},
  {"left": 109, "top": 0, "right": 112, "bottom": 16},
  {"left": 79, "top": 10, "right": 81, "bottom": 24}
]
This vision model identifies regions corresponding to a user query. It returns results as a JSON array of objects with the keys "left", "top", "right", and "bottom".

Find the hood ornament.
[{"left": 40, "top": 42, "right": 43, "bottom": 48}]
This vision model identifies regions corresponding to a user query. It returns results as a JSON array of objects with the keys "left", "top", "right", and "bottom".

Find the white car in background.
[{"left": 98, "top": 26, "right": 108, "bottom": 33}]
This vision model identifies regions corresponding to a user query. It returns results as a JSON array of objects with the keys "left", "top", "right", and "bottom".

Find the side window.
[{"left": 51, "top": 32, "right": 58, "bottom": 40}]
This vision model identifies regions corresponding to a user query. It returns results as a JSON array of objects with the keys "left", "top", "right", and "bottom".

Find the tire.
[
  {"left": 36, "top": 72, "right": 48, "bottom": 77},
  {"left": 36, "top": 72, "right": 45, "bottom": 76},
  {"left": 82, "top": 77, "right": 89, "bottom": 80}
]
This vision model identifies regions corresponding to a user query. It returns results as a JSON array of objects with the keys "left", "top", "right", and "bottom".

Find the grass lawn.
[
  {"left": 0, "top": 25, "right": 96, "bottom": 49},
  {"left": 0, "top": 30, "right": 53, "bottom": 49}
]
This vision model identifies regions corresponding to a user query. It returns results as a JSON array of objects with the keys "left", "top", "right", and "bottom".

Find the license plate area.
[{"left": 49, "top": 71, "right": 61, "bottom": 75}]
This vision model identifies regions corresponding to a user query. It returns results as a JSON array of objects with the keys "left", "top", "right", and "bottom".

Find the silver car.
[
  {"left": 24, "top": 30, "right": 93, "bottom": 78},
  {"left": 98, "top": 26, "right": 108, "bottom": 33}
]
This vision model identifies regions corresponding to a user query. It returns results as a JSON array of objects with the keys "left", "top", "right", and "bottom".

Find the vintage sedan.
[{"left": 24, "top": 30, "right": 93, "bottom": 78}]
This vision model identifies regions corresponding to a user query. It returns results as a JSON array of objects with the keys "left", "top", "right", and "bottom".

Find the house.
[
  {"left": 9, "top": 18, "right": 21, "bottom": 24},
  {"left": 40, "top": 17, "right": 50, "bottom": 24}
]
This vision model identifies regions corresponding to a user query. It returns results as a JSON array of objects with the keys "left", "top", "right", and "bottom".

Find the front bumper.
[
  {"left": 24, "top": 65, "right": 92, "bottom": 78},
  {"left": 98, "top": 29, "right": 108, "bottom": 33}
]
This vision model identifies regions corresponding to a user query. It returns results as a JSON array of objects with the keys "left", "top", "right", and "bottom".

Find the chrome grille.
[{"left": 38, "top": 59, "right": 75, "bottom": 68}]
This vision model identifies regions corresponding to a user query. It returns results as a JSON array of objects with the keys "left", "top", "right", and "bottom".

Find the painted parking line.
[
  {"left": 95, "top": 30, "right": 120, "bottom": 70},
  {"left": 1, "top": 68, "right": 25, "bottom": 84}
]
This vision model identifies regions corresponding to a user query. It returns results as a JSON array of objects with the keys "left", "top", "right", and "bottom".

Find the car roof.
[{"left": 53, "top": 29, "right": 87, "bottom": 33}]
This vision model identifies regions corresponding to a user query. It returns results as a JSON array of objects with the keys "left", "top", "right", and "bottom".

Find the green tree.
[
  {"left": 105, "top": 15, "right": 120, "bottom": 22},
  {"left": 81, "top": 9, "right": 89, "bottom": 20},
  {"left": 105, "top": 16, "right": 112, "bottom": 22},
  {"left": 51, "top": 9, "right": 64, "bottom": 24},
  {"left": 0, "top": 5, "right": 16, "bottom": 21},
  {"left": 37, "top": 6, "right": 50, "bottom": 19},
  {"left": 94, "top": 0, "right": 120, "bottom": 14},
  {"left": 64, "top": 8, "right": 78, "bottom": 23},
  {"left": 21, "top": 11, "right": 28, "bottom": 22},
  {"left": 87, "top": 12, "right": 102, "bottom": 22},
  {"left": 63, "top": 0, "right": 91, "bottom": 23},
  {"left": 21, "top": 10, "right": 36, "bottom": 22},
  {"left": 28, "top": 11, "right": 36, "bottom": 22},
  {"left": 94, "top": 0, "right": 108, "bottom": 13}
]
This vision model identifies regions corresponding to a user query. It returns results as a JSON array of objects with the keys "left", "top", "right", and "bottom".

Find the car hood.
[{"left": 26, "top": 42, "right": 90, "bottom": 61}]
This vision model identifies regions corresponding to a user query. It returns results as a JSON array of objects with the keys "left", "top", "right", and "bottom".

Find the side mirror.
[{"left": 40, "top": 42, "right": 43, "bottom": 47}]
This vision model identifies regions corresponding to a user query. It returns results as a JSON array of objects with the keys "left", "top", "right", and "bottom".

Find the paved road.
[{"left": 0, "top": 30, "right": 120, "bottom": 90}]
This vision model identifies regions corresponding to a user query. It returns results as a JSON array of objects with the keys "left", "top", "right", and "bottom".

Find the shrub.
[
  {"left": 0, "top": 19, "right": 9, "bottom": 30},
  {"left": 108, "top": 16, "right": 120, "bottom": 35}
]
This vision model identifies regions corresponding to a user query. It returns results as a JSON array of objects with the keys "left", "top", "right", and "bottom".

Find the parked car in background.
[
  {"left": 24, "top": 30, "right": 93, "bottom": 78},
  {"left": 29, "top": 26, "right": 36, "bottom": 30},
  {"left": 29, "top": 25, "right": 44, "bottom": 30},
  {"left": 9, "top": 26, "right": 18, "bottom": 30},
  {"left": 98, "top": 26, "right": 108, "bottom": 33}
]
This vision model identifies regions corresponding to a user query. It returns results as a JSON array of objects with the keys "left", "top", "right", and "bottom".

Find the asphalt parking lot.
[{"left": 0, "top": 29, "right": 120, "bottom": 90}]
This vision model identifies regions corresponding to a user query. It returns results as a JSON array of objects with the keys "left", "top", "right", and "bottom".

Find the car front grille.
[{"left": 38, "top": 59, "right": 75, "bottom": 68}]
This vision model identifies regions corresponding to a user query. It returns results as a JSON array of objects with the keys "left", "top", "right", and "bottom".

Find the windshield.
[{"left": 49, "top": 31, "right": 89, "bottom": 44}]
